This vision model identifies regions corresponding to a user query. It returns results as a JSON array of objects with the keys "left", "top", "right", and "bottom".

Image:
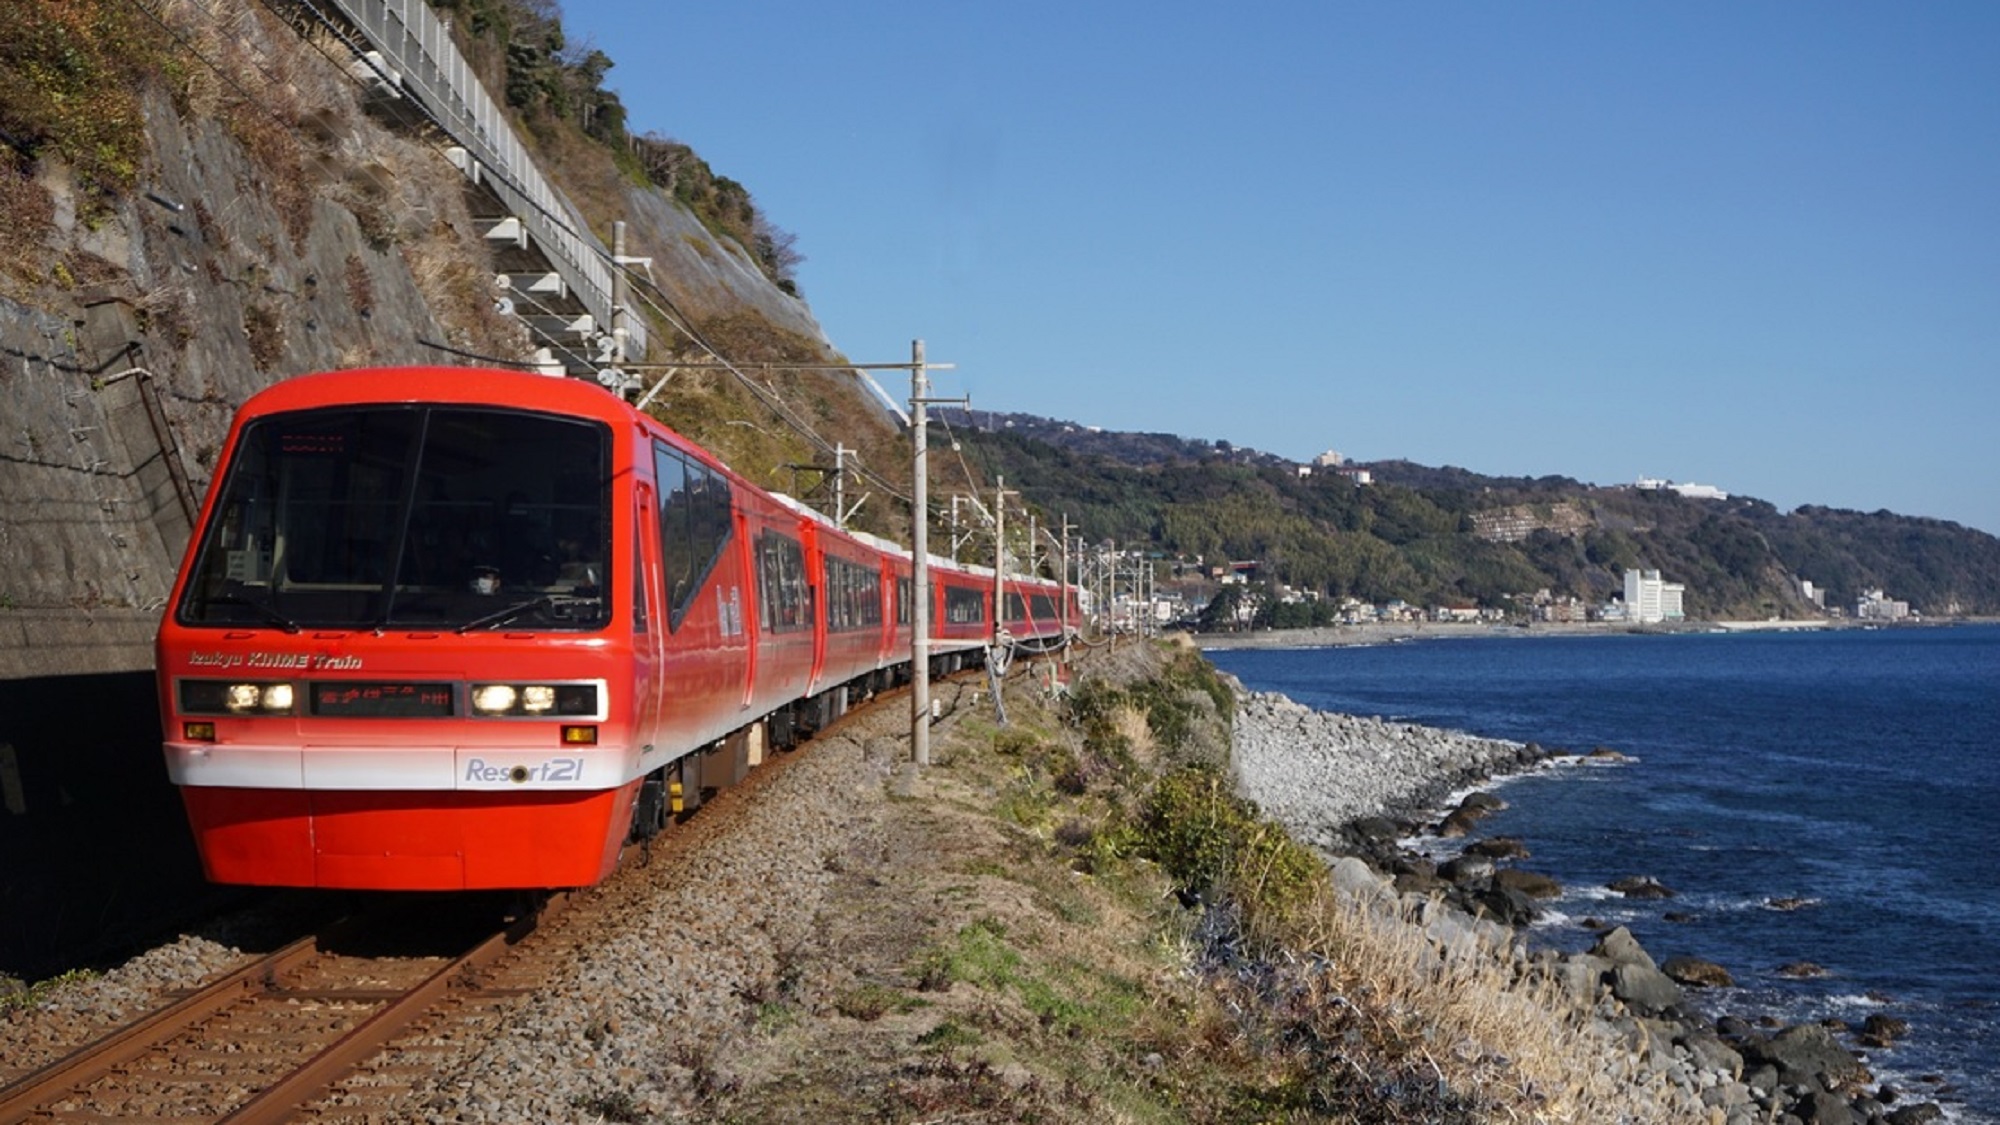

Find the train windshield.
[{"left": 177, "top": 405, "right": 613, "bottom": 631}]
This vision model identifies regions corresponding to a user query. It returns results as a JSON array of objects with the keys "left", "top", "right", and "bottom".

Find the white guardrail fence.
[{"left": 327, "top": 0, "right": 646, "bottom": 364}]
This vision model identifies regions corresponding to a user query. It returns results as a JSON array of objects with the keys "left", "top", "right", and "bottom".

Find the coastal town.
[{"left": 1087, "top": 553, "right": 1923, "bottom": 638}]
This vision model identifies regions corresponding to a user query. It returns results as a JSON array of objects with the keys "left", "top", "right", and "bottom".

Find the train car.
[{"left": 155, "top": 366, "right": 1069, "bottom": 892}]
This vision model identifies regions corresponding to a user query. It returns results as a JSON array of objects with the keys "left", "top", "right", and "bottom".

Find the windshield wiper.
[
  {"left": 208, "top": 590, "right": 303, "bottom": 633},
  {"left": 457, "top": 595, "right": 553, "bottom": 633}
]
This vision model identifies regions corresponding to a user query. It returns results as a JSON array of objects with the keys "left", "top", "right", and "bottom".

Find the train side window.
[
  {"left": 945, "top": 586, "right": 985, "bottom": 625},
  {"left": 654, "top": 447, "right": 689, "bottom": 618},
  {"left": 1031, "top": 593, "right": 1056, "bottom": 620},
  {"left": 897, "top": 578, "right": 912, "bottom": 625},
  {"left": 654, "top": 444, "right": 735, "bottom": 631},
  {"left": 1004, "top": 593, "right": 1026, "bottom": 622},
  {"left": 757, "top": 531, "right": 809, "bottom": 633},
  {"left": 825, "top": 555, "right": 881, "bottom": 633}
]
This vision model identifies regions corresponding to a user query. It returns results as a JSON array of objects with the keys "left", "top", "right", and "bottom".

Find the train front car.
[{"left": 156, "top": 368, "right": 648, "bottom": 891}]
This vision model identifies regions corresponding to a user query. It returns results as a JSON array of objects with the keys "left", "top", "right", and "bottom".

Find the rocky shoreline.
[{"left": 1230, "top": 683, "right": 1950, "bottom": 1125}]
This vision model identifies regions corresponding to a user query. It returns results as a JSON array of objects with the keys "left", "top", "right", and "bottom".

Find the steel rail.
[
  {"left": 0, "top": 937, "right": 319, "bottom": 1123},
  {"left": 220, "top": 903, "right": 551, "bottom": 1124}
]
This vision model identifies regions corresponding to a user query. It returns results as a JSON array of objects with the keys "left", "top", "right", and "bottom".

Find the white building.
[
  {"left": 1624, "top": 568, "right": 1687, "bottom": 624},
  {"left": 1856, "top": 588, "right": 1910, "bottom": 621},
  {"left": 1313, "top": 449, "right": 1346, "bottom": 467},
  {"left": 1636, "top": 477, "right": 1729, "bottom": 501}
]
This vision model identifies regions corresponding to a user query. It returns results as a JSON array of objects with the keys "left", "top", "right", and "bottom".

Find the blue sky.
[{"left": 557, "top": 1, "right": 1999, "bottom": 535}]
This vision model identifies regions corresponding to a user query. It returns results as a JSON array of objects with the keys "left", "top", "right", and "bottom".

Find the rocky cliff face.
[{"left": 0, "top": 3, "right": 836, "bottom": 680}]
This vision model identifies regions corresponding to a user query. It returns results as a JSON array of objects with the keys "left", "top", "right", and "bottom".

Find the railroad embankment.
[{"left": 8, "top": 637, "right": 1774, "bottom": 1123}]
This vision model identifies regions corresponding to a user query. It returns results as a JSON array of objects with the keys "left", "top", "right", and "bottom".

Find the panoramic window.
[
  {"left": 757, "top": 532, "right": 809, "bottom": 632},
  {"left": 825, "top": 555, "right": 882, "bottom": 633},
  {"left": 945, "top": 586, "right": 985, "bottom": 625},
  {"left": 654, "top": 443, "right": 734, "bottom": 630},
  {"left": 177, "top": 406, "right": 612, "bottom": 631}
]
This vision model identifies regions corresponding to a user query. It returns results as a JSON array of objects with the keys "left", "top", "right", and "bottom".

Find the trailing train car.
[{"left": 155, "top": 366, "right": 1070, "bottom": 892}]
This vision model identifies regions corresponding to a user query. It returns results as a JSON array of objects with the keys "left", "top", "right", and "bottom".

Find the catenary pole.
[
  {"left": 911, "top": 343, "right": 931, "bottom": 767},
  {"left": 908, "top": 341, "right": 964, "bottom": 767}
]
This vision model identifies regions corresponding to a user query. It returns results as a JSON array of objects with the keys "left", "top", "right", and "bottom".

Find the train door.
[
  {"left": 735, "top": 506, "right": 756, "bottom": 708},
  {"left": 877, "top": 556, "right": 896, "bottom": 669},
  {"left": 633, "top": 482, "right": 666, "bottom": 749},
  {"left": 802, "top": 521, "right": 827, "bottom": 692}
]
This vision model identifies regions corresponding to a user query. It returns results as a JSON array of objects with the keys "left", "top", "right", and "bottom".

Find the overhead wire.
[
  {"left": 264, "top": 0, "right": 938, "bottom": 508},
  {"left": 258, "top": 0, "right": 924, "bottom": 504},
  {"left": 161, "top": 0, "right": 1082, "bottom": 563}
]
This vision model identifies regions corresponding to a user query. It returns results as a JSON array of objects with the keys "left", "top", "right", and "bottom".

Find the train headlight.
[
  {"left": 471, "top": 684, "right": 519, "bottom": 714},
  {"left": 468, "top": 683, "right": 601, "bottom": 718},
  {"left": 182, "top": 680, "right": 296, "bottom": 716}
]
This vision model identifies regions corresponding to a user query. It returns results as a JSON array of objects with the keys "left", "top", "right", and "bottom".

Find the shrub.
[{"left": 1132, "top": 766, "right": 1321, "bottom": 931}]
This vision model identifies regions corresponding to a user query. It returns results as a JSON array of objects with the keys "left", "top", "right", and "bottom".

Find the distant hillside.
[
  {"left": 935, "top": 408, "right": 1295, "bottom": 470},
  {"left": 951, "top": 417, "right": 2000, "bottom": 620}
]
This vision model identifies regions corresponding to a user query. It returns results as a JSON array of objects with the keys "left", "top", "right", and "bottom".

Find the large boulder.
[
  {"left": 1738, "top": 1024, "right": 1871, "bottom": 1088},
  {"left": 1438, "top": 853, "right": 1495, "bottom": 888},
  {"left": 1462, "top": 835, "right": 1530, "bottom": 859},
  {"left": 1492, "top": 868, "right": 1562, "bottom": 899},
  {"left": 1475, "top": 885, "right": 1539, "bottom": 927},
  {"left": 1796, "top": 1089, "right": 1858, "bottom": 1125},
  {"left": 1609, "top": 961, "right": 1684, "bottom": 1014},
  {"left": 1329, "top": 856, "right": 1397, "bottom": 909},
  {"left": 1609, "top": 874, "right": 1677, "bottom": 899},
  {"left": 1857, "top": 1013, "right": 1910, "bottom": 1046},
  {"left": 1591, "top": 926, "right": 1658, "bottom": 971},
  {"left": 1677, "top": 1030, "right": 1744, "bottom": 1080},
  {"left": 1662, "top": 955, "right": 1736, "bottom": 988}
]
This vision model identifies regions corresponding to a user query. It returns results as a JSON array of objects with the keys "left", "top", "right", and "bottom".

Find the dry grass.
[
  {"left": 1249, "top": 887, "right": 1690, "bottom": 1124},
  {"left": 0, "top": 161, "right": 56, "bottom": 295}
]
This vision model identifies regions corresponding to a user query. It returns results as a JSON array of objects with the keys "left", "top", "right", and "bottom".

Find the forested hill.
[{"left": 948, "top": 421, "right": 2000, "bottom": 620}]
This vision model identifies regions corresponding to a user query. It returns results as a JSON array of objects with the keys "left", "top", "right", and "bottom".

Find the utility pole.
[
  {"left": 1105, "top": 539, "right": 1117, "bottom": 640},
  {"left": 992, "top": 475, "right": 1018, "bottom": 649},
  {"left": 989, "top": 474, "right": 1018, "bottom": 726},
  {"left": 833, "top": 443, "right": 846, "bottom": 529},
  {"left": 609, "top": 221, "right": 629, "bottom": 368},
  {"left": 1060, "top": 514, "right": 1071, "bottom": 639},
  {"left": 909, "top": 340, "right": 963, "bottom": 768}
]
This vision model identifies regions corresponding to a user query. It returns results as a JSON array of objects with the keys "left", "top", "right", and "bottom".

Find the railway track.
[{"left": 0, "top": 897, "right": 549, "bottom": 1124}]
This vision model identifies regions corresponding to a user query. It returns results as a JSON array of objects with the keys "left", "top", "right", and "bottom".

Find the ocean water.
[{"left": 1207, "top": 625, "right": 2000, "bottom": 1122}]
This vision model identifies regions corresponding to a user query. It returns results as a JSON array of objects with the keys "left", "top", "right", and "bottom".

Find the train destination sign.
[{"left": 310, "top": 682, "right": 454, "bottom": 717}]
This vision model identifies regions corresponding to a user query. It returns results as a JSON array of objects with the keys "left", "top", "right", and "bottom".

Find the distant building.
[
  {"left": 1624, "top": 568, "right": 1687, "bottom": 624},
  {"left": 1794, "top": 577, "right": 1826, "bottom": 609},
  {"left": 1313, "top": 449, "right": 1346, "bottom": 467},
  {"left": 1636, "top": 477, "right": 1729, "bottom": 501},
  {"left": 1336, "top": 467, "right": 1373, "bottom": 486},
  {"left": 1855, "top": 588, "right": 1910, "bottom": 621}
]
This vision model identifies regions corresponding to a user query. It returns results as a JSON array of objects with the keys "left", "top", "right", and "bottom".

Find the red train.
[{"left": 154, "top": 366, "right": 1073, "bottom": 891}]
